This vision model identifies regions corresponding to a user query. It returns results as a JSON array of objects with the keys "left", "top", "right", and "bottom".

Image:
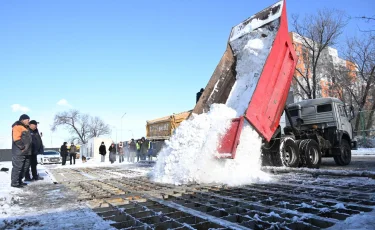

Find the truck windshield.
[{"left": 317, "top": 104, "right": 332, "bottom": 113}]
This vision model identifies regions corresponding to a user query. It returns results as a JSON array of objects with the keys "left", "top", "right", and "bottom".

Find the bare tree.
[
  {"left": 89, "top": 116, "right": 111, "bottom": 138},
  {"left": 365, "top": 89, "right": 375, "bottom": 134},
  {"left": 291, "top": 9, "right": 347, "bottom": 99},
  {"left": 354, "top": 16, "right": 375, "bottom": 32},
  {"left": 334, "top": 34, "right": 375, "bottom": 131},
  {"left": 51, "top": 110, "right": 111, "bottom": 144}
]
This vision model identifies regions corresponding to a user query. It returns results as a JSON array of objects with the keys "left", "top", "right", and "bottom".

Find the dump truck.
[
  {"left": 193, "top": 0, "right": 357, "bottom": 168},
  {"left": 146, "top": 110, "right": 191, "bottom": 154}
]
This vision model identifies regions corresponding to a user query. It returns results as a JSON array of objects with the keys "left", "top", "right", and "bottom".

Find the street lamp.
[{"left": 121, "top": 112, "right": 126, "bottom": 141}]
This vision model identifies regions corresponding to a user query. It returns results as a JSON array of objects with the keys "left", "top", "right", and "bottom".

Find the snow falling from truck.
[{"left": 151, "top": 19, "right": 279, "bottom": 186}]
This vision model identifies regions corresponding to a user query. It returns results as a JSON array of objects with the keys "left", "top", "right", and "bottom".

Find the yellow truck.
[{"left": 146, "top": 110, "right": 191, "bottom": 154}]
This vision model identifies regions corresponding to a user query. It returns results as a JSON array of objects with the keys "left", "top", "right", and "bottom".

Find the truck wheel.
[
  {"left": 303, "top": 140, "right": 321, "bottom": 169},
  {"left": 295, "top": 140, "right": 306, "bottom": 167},
  {"left": 334, "top": 139, "right": 351, "bottom": 166},
  {"left": 280, "top": 138, "right": 299, "bottom": 167},
  {"left": 333, "top": 156, "right": 343, "bottom": 165}
]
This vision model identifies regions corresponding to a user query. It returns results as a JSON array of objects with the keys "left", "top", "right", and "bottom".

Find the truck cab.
[{"left": 285, "top": 98, "right": 357, "bottom": 166}]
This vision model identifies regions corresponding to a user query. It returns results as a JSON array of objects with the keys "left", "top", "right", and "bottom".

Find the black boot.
[
  {"left": 11, "top": 184, "right": 24, "bottom": 188},
  {"left": 34, "top": 175, "right": 44, "bottom": 180}
]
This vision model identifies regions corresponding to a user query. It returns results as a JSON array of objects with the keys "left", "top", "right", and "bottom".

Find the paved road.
[{"left": 321, "top": 155, "right": 375, "bottom": 171}]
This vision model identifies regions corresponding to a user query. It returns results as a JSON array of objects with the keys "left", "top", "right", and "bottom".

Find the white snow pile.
[
  {"left": 328, "top": 208, "right": 375, "bottom": 230},
  {"left": 151, "top": 19, "right": 279, "bottom": 186},
  {"left": 352, "top": 148, "right": 375, "bottom": 156}
]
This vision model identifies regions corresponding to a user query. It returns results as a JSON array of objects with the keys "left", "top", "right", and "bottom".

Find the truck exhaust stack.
[{"left": 192, "top": 0, "right": 297, "bottom": 158}]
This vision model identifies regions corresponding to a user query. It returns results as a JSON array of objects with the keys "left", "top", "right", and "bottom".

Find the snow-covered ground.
[
  {"left": 352, "top": 148, "right": 375, "bottom": 156},
  {"left": 328, "top": 209, "right": 375, "bottom": 230},
  {"left": 0, "top": 159, "right": 374, "bottom": 229},
  {"left": 0, "top": 161, "right": 116, "bottom": 229}
]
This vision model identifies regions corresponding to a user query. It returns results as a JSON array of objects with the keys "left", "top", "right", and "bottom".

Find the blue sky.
[{"left": 0, "top": 0, "right": 373, "bottom": 148}]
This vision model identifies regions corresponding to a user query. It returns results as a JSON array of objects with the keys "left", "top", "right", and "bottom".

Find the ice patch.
[
  {"left": 332, "top": 203, "right": 346, "bottom": 209},
  {"left": 299, "top": 202, "right": 313, "bottom": 208}
]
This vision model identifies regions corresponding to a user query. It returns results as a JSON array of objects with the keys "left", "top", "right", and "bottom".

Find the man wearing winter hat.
[
  {"left": 11, "top": 114, "right": 32, "bottom": 188},
  {"left": 25, "top": 120, "right": 44, "bottom": 181}
]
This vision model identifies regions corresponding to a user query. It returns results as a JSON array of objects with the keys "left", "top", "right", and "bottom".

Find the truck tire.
[
  {"left": 303, "top": 140, "right": 321, "bottom": 169},
  {"left": 295, "top": 140, "right": 306, "bottom": 167},
  {"left": 280, "top": 138, "right": 299, "bottom": 167},
  {"left": 334, "top": 139, "right": 351, "bottom": 166}
]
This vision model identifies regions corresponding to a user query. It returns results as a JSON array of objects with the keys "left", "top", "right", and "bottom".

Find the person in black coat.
[
  {"left": 60, "top": 142, "right": 68, "bottom": 165},
  {"left": 108, "top": 143, "right": 116, "bottom": 164},
  {"left": 11, "top": 114, "right": 32, "bottom": 188},
  {"left": 25, "top": 120, "right": 44, "bottom": 181},
  {"left": 99, "top": 142, "right": 106, "bottom": 162}
]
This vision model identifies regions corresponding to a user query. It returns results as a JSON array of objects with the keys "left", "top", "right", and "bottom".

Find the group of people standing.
[
  {"left": 60, "top": 142, "right": 78, "bottom": 165},
  {"left": 98, "top": 137, "right": 153, "bottom": 164},
  {"left": 11, "top": 114, "right": 44, "bottom": 188}
]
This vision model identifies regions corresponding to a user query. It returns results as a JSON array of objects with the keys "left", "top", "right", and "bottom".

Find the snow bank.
[
  {"left": 352, "top": 148, "right": 375, "bottom": 156},
  {"left": 151, "top": 19, "right": 278, "bottom": 186},
  {"left": 151, "top": 105, "right": 271, "bottom": 186},
  {"left": 328, "top": 208, "right": 375, "bottom": 230}
]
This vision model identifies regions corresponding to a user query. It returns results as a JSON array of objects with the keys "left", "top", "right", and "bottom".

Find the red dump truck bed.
[
  {"left": 193, "top": 0, "right": 296, "bottom": 142},
  {"left": 192, "top": 0, "right": 297, "bottom": 157}
]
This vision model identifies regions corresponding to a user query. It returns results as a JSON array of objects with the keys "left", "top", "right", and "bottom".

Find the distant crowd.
[
  {"left": 10, "top": 113, "right": 158, "bottom": 189},
  {"left": 99, "top": 137, "right": 155, "bottom": 164}
]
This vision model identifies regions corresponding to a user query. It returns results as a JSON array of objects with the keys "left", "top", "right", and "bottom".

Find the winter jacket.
[
  {"left": 12, "top": 121, "right": 32, "bottom": 156},
  {"left": 99, "top": 145, "right": 106, "bottom": 155},
  {"left": 109, "top": 145, "right": 116, "bottom": 154},
  {"left": 60, "top": 144, "right": 68, "bottom": 156},
  {"left": 69, "top": 145, "right": 77, "bottom": 154},
  {"left": 117, "top": 146, "right": 124, "bottom": 155},
  {"left": 140, "top": 139, "right": 150, "bottom": 154},
  {"left": 30, "top": 128, "right": 43, "bottom": 155},
  {"left": 129, "top": 141, "right": 136, "bottom": 151}
]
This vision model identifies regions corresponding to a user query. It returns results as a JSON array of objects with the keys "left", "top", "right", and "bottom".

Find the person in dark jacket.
[
  {"left": 118, "top": 142, "right": 124, "bottom": 163},
  {"left": 11, "top": 114, "right": 32, "bottom": 188},
  {"left": 140, "top": 137, "right": 150, "bottom": 161},
  {"left": 136, "top": 139, "right": 141, "bottom": 162},
  {"left": 25, "top": 120, "right": 44, "bottom": 181},
  {"left": 69, "top": 143, "right": 77, "bottom": 165},
  {"left": 196, "top": 88, "right": 204, "bottom": 104},
  {"left": 128, "top": 139, "right": 136, "bottom": 163},
  {"left": 108, "top": 143, "right": 116, "bottom": 164},
  {"left": 99, "top": 142, "right": 106, "bottom": 162},
  {"left": 60, "top": 142, "right": 68, "bottom": 165}
]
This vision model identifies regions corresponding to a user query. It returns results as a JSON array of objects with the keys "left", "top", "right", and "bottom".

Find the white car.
[{"left": 38, "top": 150, "right": 62, "bottom": 164}]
